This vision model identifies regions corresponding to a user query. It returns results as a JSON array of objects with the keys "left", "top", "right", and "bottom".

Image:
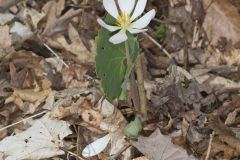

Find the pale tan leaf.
[
  {"left": 132, "top": 129, "right": 196, "bottom": 160},
  {"left": 0, "top": 13, "right": 14, "bottom": 25},
  {"left": 55, "top": 24, "right": 96, "bottom": 63},
  {"left": 203, "top": 0, "right": 240, "bottom": 45},
  {"left": 0, "top": 113, "right": 72, "bottom": 160},
  {"left": 22, "top": 8, "right": 45, "bottom": 29}
]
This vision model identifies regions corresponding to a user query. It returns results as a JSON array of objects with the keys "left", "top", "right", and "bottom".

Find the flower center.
[{"left": 116, "top": 13, "right": 131, "bottom": 29}]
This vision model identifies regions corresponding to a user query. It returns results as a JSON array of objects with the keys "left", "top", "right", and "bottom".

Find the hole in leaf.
[{"left": 25, "top": 139, "right": 28, "bottom": 143}]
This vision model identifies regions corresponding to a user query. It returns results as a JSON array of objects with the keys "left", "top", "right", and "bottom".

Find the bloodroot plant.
[{"left": 96, "top": 0, "right": 156, "bottom": 118}]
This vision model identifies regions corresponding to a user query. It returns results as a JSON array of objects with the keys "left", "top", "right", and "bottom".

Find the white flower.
[{"left": 97, "top": 0, "right": 156, "bottom": 44}]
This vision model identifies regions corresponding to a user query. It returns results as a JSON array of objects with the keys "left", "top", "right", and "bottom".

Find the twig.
[
  {"left": 76, "top": 126, "right": 81, "bottom": 156},
  {"left": 0, "top": 0, "right": 24, "bottom": 12},
  {"left": 142, "top": 32, "right": 172, "bottom": 59},
  {"left": 205, "top": 131, "right": 215, "bottom": 160},
  {"left": 183, "top": 40, "right": 189, "bottom": 72},
  {"left": 191, "top": 23, "right": 200, "bottom": 48},
  {"left": 43, "top": 43, "right": 69, "bottom": 68},
  {"left": 153, "top": 18, "right": 167, "bottom": 24},
  {"left": 0, "top": 111, "right": 47, "bottom": 132},
  {"left": 65, "top": 150, "right": 86, "bottom": 160},
  {"left": 136, "top": 55, "right": 147, "bottom": 117},
  {"left": 183, "top": 38, "right": 189, "bottom": 87},
  {"left": 130, "top": 71, "right": 140, "bottom": 111}
]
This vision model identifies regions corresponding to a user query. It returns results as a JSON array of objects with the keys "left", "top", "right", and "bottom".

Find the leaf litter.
[{"left": 0, "top": 0, "right": 240, "bottom": 159}]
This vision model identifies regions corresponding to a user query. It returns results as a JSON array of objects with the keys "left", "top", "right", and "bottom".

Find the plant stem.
[
  {"left": 130, "top": 72, "right": 140, "bottom": 111},
  {"left": 125, "top": 41, "right": 131, "bottom": 65},
  {"left": 125, "top": 41, "right": 147, "bottom": 117},
  {"left": 125, "top": 41, "right": 140, "bottom": 110},
  {"left": 136, "top": 54, "right": 147, "bottom": 117}
]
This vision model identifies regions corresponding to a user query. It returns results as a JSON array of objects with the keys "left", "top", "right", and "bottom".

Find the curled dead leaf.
[{"left": 81, "top": 109, "right": 102, "bottom": 126}]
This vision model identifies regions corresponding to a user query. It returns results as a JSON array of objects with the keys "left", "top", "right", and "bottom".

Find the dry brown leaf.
[
  {"left": 42, "top": 1, "right": 82, "bottom": 37},
  {"left": 0, "top": 0, "right": 24, "bottom": 12},
  {"left": 22, "top": 8, "right": 45, "bottom": 29},
  {"left": 109, "top": 129, "right": 130, "bottom": 158},
  {"left": 100, "top": 108, "right": 127, "bottom": 132},
  {"left": 214, "top": 96, "right": 240, "bottom": 118},
  {"left": 50, "top": 88, "right": 100, "bottom": 119},
  {"left": 0, "top": 25, "right": 12, "bottom": 50},
  {"left": 45, "top": 57, "right": 64, "bottom": 72},
  {"left": 203, "top": 0, "right": 240, "bottom": 45},
  {"left": 132, "top": 129, "right": 196, "bottom": 160},
  {"left": 209, "top": 115, "right": 240, "bottom": 153},
  {"left": 56, "top": 0, "right": 65, "bottom": 17},
  {"left": 225, "top": 108, "right": 240, "bottom": 125},
  {"left": 62, "top": 64, "right": 91, "bottom": 88},
  {"left": 55, "top": 24, "right": 96, "bottom": 63},
  {"left": 81, "top": 109, "right": 103, "bottom": 127},
  {"left": 221, "top": 49, "right": 240, "bottom": 65},
  {"left": 0, "top": 25, "right": 13, "bottom": 59},
  {"left": 133, "top": 157, "right": 149, "bottom": 160},
  {"left": 0, "top": 13, "right": 14, "bottom": 25},
  {"left": 196, "top": 73, "right": 240, "bottom": 92},
  {"left": 6, "top": 88, "right": 50, "bottom": 103},
  {"left": 208, "top": 141, "right": 238, "bottom": 159},
  {"left": 98, "top": 98, "right": 115, "bottom": 118}
]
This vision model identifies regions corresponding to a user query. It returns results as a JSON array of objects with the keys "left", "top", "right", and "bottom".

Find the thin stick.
[
  {"left": 130, "top": 71, "right": 140, "bottom": 111},
  {"left": 142, "top": 32, "right": 172, "bottom": 59},
  {"left": 0, "top": 111, "right": 47, "bottom": 132},
  {"left": 205, "top": 131, "right": 214, "bottom": 160},
  {"left": 65, "top": 150, "right": 86, "bottom": 160},
  {"left": 183, "top": 38, "right": 189, "bottom": 87},
  {"left": 136, "top": 55, "right": 147, "bottom": 117},
  {"left": 43, "top": 43, "right": 69, "bottom": 68}
]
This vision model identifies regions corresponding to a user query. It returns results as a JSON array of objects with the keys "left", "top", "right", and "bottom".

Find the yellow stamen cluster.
[{"left": 116, "top": 13, "right": 131, "bottom": 30}]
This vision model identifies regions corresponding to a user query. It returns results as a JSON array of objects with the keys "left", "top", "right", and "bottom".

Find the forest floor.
[{"left": 1, "top": 0, "right": 240, "bottom": 160}]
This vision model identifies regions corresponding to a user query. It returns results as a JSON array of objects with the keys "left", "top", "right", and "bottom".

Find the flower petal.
[
  {"left": 97, "top": 19, "right": 120, "bottom": 32},
  {"left": 118, "top": 0, "right": 135, "bottom": 15},
  {"left": 82, "top": 134, "right": 111, "bottom": 158},
  {"left": 109, "top": 29, "right": 128, "bottom": 44},
  {"left": 131, "top": 0, "right": 147, "bottom": 21},
  {"left": 131, "top": 9, "right": 156, "bottom": 29},
  {"left": 103, "top": 0, "right": 119, "bottom": 19},
  {"left": 127, "top": 28, "right": 148, "bottom": 34}
]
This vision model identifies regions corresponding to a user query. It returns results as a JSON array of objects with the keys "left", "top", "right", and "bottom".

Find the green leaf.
[
  {"left": 123, "top": 117, "right": 142, "bottom": 139},
  {"left": 96, "top": 28, "right": 125, "bottom": 100},
  {"left": 95, "top": 15, "right": 139, "bottom": 100}
]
